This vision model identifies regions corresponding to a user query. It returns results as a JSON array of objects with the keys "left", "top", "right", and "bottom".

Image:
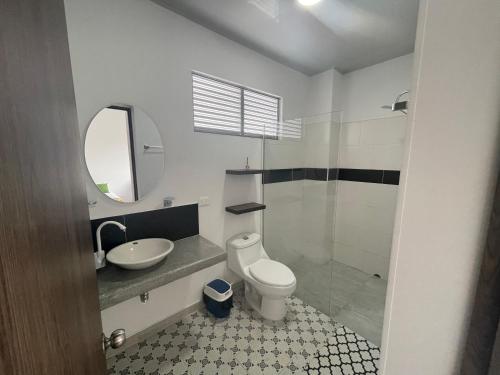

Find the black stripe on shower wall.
[{"left": 262, "top": 168, "right": 400, "bottom": 185}]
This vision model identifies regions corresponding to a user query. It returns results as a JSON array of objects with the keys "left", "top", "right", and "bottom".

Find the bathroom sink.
[{"left": 106, "top": 238, "right": 174, "bottom": 270}]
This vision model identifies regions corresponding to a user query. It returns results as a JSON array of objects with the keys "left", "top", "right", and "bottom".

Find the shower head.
[
  {"left": 382, "top": 90, "right": 409, "bottom": 114},
  {"left": 392, "top": 100, "right": 408, "bottom": 112}
]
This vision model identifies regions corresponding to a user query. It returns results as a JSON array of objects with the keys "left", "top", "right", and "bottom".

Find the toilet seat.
[{"left": 249, "top": 259, "right": 295, "bottom": 287}]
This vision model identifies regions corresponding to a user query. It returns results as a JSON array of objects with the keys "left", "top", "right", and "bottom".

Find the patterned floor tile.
[
  {"left": 304, "top": 325, "right": 380, "bottom": 375},
  {"left": 108, "top": 290, "right": 336, "bottom": 375}
]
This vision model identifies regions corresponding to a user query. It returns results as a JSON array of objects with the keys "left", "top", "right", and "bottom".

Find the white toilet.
[{"left": 227, "top": 232, "right": 296, "bottom": 321}]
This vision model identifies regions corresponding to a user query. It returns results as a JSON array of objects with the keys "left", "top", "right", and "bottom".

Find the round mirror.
[{"left": 84, "top": 105, "right": 164, "bottom": 203}]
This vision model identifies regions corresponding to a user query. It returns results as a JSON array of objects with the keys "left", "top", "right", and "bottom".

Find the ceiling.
[{"left": 153, "top": 0, "right": 419, "bottom": 75}]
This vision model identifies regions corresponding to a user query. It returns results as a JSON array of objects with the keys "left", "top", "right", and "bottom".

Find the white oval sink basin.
[{"left": 106, "top": 238, "right": 174, "bottom": 270}]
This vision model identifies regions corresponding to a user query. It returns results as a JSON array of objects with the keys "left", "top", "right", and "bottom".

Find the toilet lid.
[{"left": 249, "top": 259, "right": 295, "bottom": 287}]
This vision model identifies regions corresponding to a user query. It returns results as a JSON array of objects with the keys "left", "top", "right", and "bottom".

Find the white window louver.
[
  {"left": 280, "top": 118, "right": 302, "bottom": 140},
  {"left": 192, "top": 72, "right": 283, "bottom": 139},
  {"left": 192, "top": 74, "right": 242, "bottom": 135},
  {"left": 243, "top": 89, "right": 279, "bottom": 138}
]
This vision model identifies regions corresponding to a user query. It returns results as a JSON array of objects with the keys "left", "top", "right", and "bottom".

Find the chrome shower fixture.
[
  {"left": 382, "top": 90, "right": 409, "bottom": 114},
  {"left": 392, "top": 90, "right": 409, "bottom": 113}
]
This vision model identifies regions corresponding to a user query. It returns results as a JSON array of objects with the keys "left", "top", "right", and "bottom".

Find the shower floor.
[{"left": 291, "top": 258, "right": 387, "bottom": 346}]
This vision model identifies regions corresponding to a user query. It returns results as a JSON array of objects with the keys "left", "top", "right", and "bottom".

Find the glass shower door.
[
  {"left": 262, "top": 111, "right": 341, "bottom": 316},
  {"left": 329, "top": 114, "right": 407, "bottom": 346},
  {"left": 262, "top": 108, "right": 406, "bottom": 349}
]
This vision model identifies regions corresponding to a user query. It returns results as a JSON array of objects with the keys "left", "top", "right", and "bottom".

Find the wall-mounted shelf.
[
  {"left": 226, "top": 169, "right": 263, "bottom": 175},
  {"left": 225, "top": 202, "right": 266, "bottom": 215}
]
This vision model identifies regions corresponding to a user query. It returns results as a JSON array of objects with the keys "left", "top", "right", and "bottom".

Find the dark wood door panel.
[{"left": 0, "top": 0, "right": 106, "bottom": 374}]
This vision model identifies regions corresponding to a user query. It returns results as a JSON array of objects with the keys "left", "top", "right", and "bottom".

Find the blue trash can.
[{"left": 203, "top": 279, "right": 233, "bottom": 318}]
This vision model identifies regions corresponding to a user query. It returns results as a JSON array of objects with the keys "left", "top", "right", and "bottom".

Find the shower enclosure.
[{"left": 262, "top": 112, "right": 406, "bottom": 346}]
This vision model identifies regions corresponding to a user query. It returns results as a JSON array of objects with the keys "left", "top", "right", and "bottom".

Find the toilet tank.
[{"left": 227, "top": 233, "right": 267, "bottom": 273}]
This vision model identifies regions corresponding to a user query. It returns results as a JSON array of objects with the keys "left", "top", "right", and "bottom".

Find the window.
[
  {"left": 280, "top": 118, "right": 302, "bottom": 140},
  {"left": 192, "top": 72, "right": 281, "bottom": 138}
]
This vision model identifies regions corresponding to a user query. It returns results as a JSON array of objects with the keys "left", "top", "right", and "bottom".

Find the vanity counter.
[{"left": 97, "top": 235, "right": 227, "bottom": 310}]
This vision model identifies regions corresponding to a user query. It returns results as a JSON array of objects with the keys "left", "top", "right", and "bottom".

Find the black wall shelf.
[
  {"left": 225, "top": 202, "right": 266, "bottom": 215},
  {"left": 226, "top": 169, "right": 263, "bottom": 175}
]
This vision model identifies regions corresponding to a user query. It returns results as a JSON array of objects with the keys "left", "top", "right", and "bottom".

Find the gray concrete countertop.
[{"left": 97, "top": 235, "right": 227, "bottom": 310}]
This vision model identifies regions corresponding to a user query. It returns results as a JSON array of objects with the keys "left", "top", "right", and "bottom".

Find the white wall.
[
  {"left": 64, "top": 0, "right": 313, "bottom": 336},
  {"left": 305, "top": 69, "right": 335, "bottom": 117},
  {"left": 338, "top": 116, "right": 407, "bottom": 171},
  {"left": 262, "top": 56, "right": 411, "bottom": 280},
  {"left": 333, "top": 55, "right": 412, "bottom": 278},
  {"left": 262, "top": 68, "right": 343, "bottom": 172},
  {"left": 381, "top": 0, "right": 500, "bottom": 373},
  {"left": 342, "top": 54, "right": 414, "bottom": 123},
  {"left": 64, "top": 0, "right": 311, "bottom": 249},
  {"left": 263, "top": 69, "right": 342, "bottom": 268},
  {"left": 334, "top": 181, "right": 399, "bottom": 279}
]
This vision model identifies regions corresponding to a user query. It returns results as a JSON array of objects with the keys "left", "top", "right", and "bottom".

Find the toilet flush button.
[{"left": 230, "top": 233, "right": 261, "bottom": 249}]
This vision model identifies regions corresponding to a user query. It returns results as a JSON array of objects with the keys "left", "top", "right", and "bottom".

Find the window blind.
[
  {"left": 243, "top": 89, "right": 280, "bottom": 138},
  {"left": 192, "top": 74, "right": 242, "bottom": 135},
  {"left": 280, "top": 118, "right": 302, "bottom": 140},
  {"left": 192, "top": 72, "right": 283, "bottom": 139}
]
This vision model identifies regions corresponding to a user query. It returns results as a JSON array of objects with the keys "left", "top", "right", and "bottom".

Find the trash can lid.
[
  {"left": 204, "top": 279, "right": 232, "bottom": 302},
  {"left": 206, "top": 279, "right": 231, "bottom": 293}
]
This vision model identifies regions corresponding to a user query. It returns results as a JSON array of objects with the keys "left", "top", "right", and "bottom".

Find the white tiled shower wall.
[
  {"left": 333, "top": 54, "right": 413, "bottom": 279},
  {"left": 263, "top": 115, "right": 340, "bottom": 267},
  {"left": 334, "top": 180, "right": 399, "bottom": 279},
  {"left": 263, "top": 67, "right": 343, "bottom": 268},
  {"left": 263, "top": 55, "right": 412, "bottom": 279},
  {"left": 338, "top": 116, "right": 407, "bottom": 171}
]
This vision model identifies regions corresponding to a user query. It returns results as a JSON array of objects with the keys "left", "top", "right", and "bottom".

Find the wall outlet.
[{"left": 199, "top": 196, "right": 210, "bottom": 207}]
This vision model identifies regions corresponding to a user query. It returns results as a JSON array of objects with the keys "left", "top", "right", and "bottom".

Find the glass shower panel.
[
  {"left": 263, "top": 112, "right": 405, "bottom": 347},
  {"left": 262, "top": 112, "right": 341, "bottom": 316},
  {"left": 330, "top": 114, "right": 407, "bottom": 346}
]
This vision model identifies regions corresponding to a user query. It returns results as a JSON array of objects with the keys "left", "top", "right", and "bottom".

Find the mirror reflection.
[{"left": 84, "top": 105, "right": 164, "bottom": 203}]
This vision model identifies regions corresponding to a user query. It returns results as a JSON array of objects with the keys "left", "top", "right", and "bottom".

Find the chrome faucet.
[{"left": 95, "top": 221, "right": 127, "bottom": 270}]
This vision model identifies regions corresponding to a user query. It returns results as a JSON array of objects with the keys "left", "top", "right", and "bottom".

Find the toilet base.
[{"left": 244, "top": 282, "right": 288, "bottom": 321}]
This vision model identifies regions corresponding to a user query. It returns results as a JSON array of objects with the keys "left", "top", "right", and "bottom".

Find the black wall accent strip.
[
  {"left": 328, "top": 168, "right": 339, "bottom": 181},
  {"left": 304, "top": 168, "right": 328, "bottom": 181},
  {"left": 292, "top": 168, "right": 305, "bottom": 181},
  {"left": 90, "top": 204, "right": 199, "bottom": 253},
  {"left": 226, "top": 169, "right": 263, "bottom": 175},
  {"left": 262, "top": 169, "right": 293, "bottom": 184},
  {"left": 263, "top": 168, "right": 331, "bottom": 183},
  {"left": 262, "top": 168, "right": 400, "bottom": 185},
  {"left": 382, "top": 170, "right": 400, "bottom": 185},
  {"left": 338, "top": 169, "right": 383, "bottom": 183}
]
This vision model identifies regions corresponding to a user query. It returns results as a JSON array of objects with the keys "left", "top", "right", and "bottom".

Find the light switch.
[{"left": 199, "top": 196, "right": 210, "bottom": 206}]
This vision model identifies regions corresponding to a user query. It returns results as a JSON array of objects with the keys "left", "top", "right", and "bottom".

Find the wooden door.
[{"left": 0, "top": 0, "right": 107, "bottom": 374}]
